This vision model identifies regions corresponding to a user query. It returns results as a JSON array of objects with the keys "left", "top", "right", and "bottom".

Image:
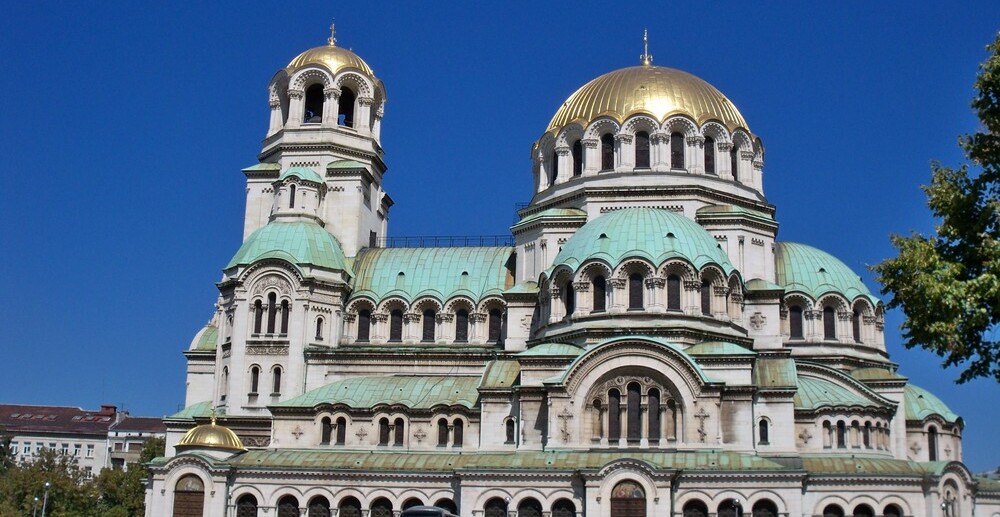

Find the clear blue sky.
[{"left": 1, "top": 2, "right": 997, "bottom": 471}]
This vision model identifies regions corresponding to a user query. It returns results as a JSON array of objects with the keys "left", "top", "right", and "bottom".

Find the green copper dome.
[
  {"left": 775, "top": 242, "right": 878, "bottom": 303},
  {"left": 904, "top": 384, "right": 961, "bottom": 423},
  {"left": 550, "top": 208, "right": 734, "bottom": 275},
  {"left": 226, "top": 221, "right": 349, "bottom": 273},
  {"left": 278, "top": 166, "right": 324, "bottom": 184}
]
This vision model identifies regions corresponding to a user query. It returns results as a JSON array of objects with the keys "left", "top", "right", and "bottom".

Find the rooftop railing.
[{"left": 377, "top": 235, "right": 514, "bottom": 248}]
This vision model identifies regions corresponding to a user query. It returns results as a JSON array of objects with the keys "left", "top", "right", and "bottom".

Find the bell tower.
[{"left": 242, "top": 24, "right": 391, "bottom": 257}]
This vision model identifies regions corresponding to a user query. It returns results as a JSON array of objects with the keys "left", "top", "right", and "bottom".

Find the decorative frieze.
[{"left": 247, "top": 345, "right": 289, "bottom": 356}]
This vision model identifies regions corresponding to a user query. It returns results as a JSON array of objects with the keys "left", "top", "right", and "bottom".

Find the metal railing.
[{"left": 377, "top": 235, "right": 514, "bottom": 248}]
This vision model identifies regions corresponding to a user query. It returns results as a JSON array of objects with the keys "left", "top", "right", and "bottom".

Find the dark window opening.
[
  {"left": 280, "top": 300, "right": 289, "bottom": 335},
  {"left": 308, "top": 496, "right": 331, "bottom": 517},
  {"left": 389, "top": 309, "right": 403, "bottom": 342},
  {"left": 836, "top": 421, "right": 847, "bottom": 448},
  {"left": 488, "top": 309, "right": 503, "bottom": 342},
  {"left": 928, "top": 426, "right": 938, "bottom": 461},
  {"left": 249, "top": 366, "right": 259, "bottom": 395},
  {"left": 253, "top": 300, "right": 263, "bottom": 334},
  {"left": 267, "top": 293, "right": 277, "bottom": 333},
  {"left": 357, "top": 309, "right": 371, "bottom": 342},
  {"left": 315, "top": 317, "right": 324, "bottom": 340},
  {"left": 852, "top": 309, "right": 862, "bottom": 343},
  {"left": 505, "top": 420, "right": 515, "bottom": 443},
  {"left": 592, "top": 275, "right": 607, "bottom": 312},
  {"left": 393, "top": 418, "right": 405, "bottom": 446},
  {"left": 437, "top": 418, "right": 448, "bottom": 446},
  {"left": 824, "top": 306, "right": 836, "bottom": 339},
  {"left": 571, "top": 140, "right": 583, "bottom": 176},
  {"left": 670, "top": 132, "right": 685, "bottom": 168},
  {"left": 320, "top": 417, "right": 332, "bottom": 445},
  {"left": 422, "top": 309, "right": 436, "bottom": 342},
  {"left": 378, "top": 418, "right": 389, "bottom": 446},
  {"left": 563, "top": 281, "right": 575, "bottom": 316},
  {"left": 608, "top": 388, "right": 621, "bottom": 441},
  {"left": 601, "top": 134, "right": 615, "bottom": 170},
  {"left": 628, "top": 273, "right": 643, "bottom": 310},
  {"left": 304, "top": 84, "right": 324, "bottom": 124},
  {"left": 789, "top": 305, "right": 803, "bottom": 339},
  {"left": 549, "top": 150, "right": 558, "bottom": 186},
  {"left": 730, "top": 144, "right": 740, "bottom": 182},
  {"left": 453, "top": 420, "right": 463, "bottom": 447},
  {"left": 455, "top": 309, "right": 469, "bottom": 342},
  {"left": 701, "top": 281, "right": 712, "bottom": 316},
  {"left": 278, "top": 496, "right": 298, "bottom": 517},
  {"left": 338, "top": 87, "right": 356, "bottom": 127},
  {"left": 635, "top": 131, "right": 650, "bottom": 168},
  {"left": 626, "top": 382, "right": 641, "bottom": 443},
  {"left": 272, "top": 367, "right": 282, "bottom": 395},
  {"left": 759, "top": 420, "right": 770, "bottom": 444},
  {"left": 667, "top": 274, "right": 681, "bottom": 311},
  {"left": 647, "top": 388, "right": 660, "bottom": 441},
  {"left": 704, "top": 136, "right": 716, "bottom": 174},
  {"left": 335, "top": 417, "right": 346, "bottom": 445}
]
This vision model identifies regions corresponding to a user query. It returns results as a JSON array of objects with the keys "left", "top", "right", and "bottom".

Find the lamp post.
[
  {"left": 40, "top": 481, "right": 50, "bottom": 517},
  {"left": 32, "top": 496, "right": 38, "bottom": 517}
]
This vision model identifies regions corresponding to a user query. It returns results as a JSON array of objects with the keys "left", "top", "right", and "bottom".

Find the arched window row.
[
  {"left": 537, "top": 119, "right": 761, "bottom": 191},
  {"left": 814, "top": 502, "right": 908, "bottom": 517},
  {"left": 268, "top": 69, "right": 384, "bottom": 137},
  {"left": 345, "top": 299, "right": 506, "bottom": 345},
  {"left": 678, "top": 497, "right": 782, "bottom": 517},
  {"left": 782, "top": 297, "right": 883, "bottom": 346},
  {"left": 435, "top": 416, "right": 466, "bottom": 448},
  {"left": 247, "top": 363, "right": 283, "bottom": 400},
  {"left": 821, "top": 417, "right": 892, "bottom": 451},
  {"left": 251, "top": 293, "right": 293, "bottom": 337},
  {"left": 588, "top": 377, "right": 680, "bottom": 446},
  {"left": 541, "top": 266, "right": 742, "bottom": 322}
]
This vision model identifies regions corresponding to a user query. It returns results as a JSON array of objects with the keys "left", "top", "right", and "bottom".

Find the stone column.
[
  {"left": 608, "top": 278, "right": 627, "bottom": 314},
  {"left": 683, "top": 280, "right": 701, "bottom": 316},
  {"left": 322, "top": 86, "right": 340, "bottom": 126},
  {"left": 286, "top": 88, "right": 304, "bottom": 129},
  {"left": 572, "top": 281, "right": 590, "bottom": 317},
  {"left": 717, "top": 142, "right": 733, "bottom": 179},
  {"left": 582, "top": 138, "right": 599, "bottom": 175},
  {"left": 267, "top": 97, "right": 283, "bottom": 137},
  {"left": 614, "top": 134, "right": 633, "bottom": 172},
  {"left": 555, "top": 145, "right": 571, "bottom": 184},
  {"left": 650, "top": 132, "right": 669, "bottom": 171},
  {"left": 687, "top": 135, "right": 705, "bottom": 174},
  {"left": 645, "top": 277, "right": 665, "bottom": 313},
  {"left": 357, "top": 97, "right": 374, "bottom": 133}
]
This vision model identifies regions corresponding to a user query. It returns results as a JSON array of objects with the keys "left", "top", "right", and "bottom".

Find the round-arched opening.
[
  {"left": 852, "top": 504, "right": 874, "bottom": 517},
  {"left": 308, "top": 496, "right": 331, "bottom": 517},
  {"left": 370, "top": 497, "right": 393, "bottom": 517},
  {"left": 682, "top": 499, "right": 709, "bottom": 517},
  {"left": 338, "top": 496, "right": 362, "bottom": 517},
  {"left": 552, "top": 499, "right": 576, "bottom": 517},
  {"left": 484, "top": 497, "right": 508, "bottom": 517},
  {"left": 172, "top": 474, "right": 204, "bottom": 517},
  {"left": 517, "top": 498, "right": 543, "bottom": 517},
  {"left": 338, "top": 87, "right": 356, "bottom": 127},
  {"left": 717, "top": 498, "right": 743, "bottom": 517},
  {"left": 235, "top": 494, "right": 258, "bottom": 517},
  {"left": 882, "top": 504, "right": 903, "bottom": 517},
  {"left": 611, "top": 481, "right": 646, "bottom": 517},
  {"left": 751, "top": 499, "right": 778, "bottom": 517},
  {"left": 402, "top": 498, "right": 424, "bottom": 510},
  {"left": 434, "top": 498, "right": 458, "bottom": 514},
  {"left": 821, "top": 504, "right": 844, "bottom": 517},
  {"left": 304, "top": 84, "right": 325, "bottom": 124},
  {"left": 277, "top": 495, "right": 299, "bottom": 517}
]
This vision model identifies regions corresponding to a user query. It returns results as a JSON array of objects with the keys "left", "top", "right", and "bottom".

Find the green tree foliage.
[
  {"left": 0, "top": 427, "right": 13, "bottom": 474},
  {"left": 873, "top": 34, "right": 1000, "bottom": 383}
]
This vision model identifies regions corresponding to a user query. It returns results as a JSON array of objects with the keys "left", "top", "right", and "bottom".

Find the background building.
[
  {"left": 2, "top": 404, "right": 118, "bottom": 478},
  {"left": 146, "top": 29, "right": 1000, "bottom": 517}
]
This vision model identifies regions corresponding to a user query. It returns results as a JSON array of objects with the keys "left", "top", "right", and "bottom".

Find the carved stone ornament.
[
  {"left": 291, "top": 426, "right": 304, "bottom": 440},
  {"left": 557, "top": 407, "right": 574, "bottom": 442},
  {"left": 694, "top": 407, "right": 710, "bottom": 443},
  {"left": 355, "top": 426, "right": 369, "bottom": 441},
  {"left": 413, "top": 427, "right": 427, "bottom": 443},
  {"left": 798, "top": 428, "right": 812, "bottom": 444},
  {"left": 241, "top": 436, "right": 270, "bottom": 447},
  {"left": 750, "top": 312, "right": 767, "bottom": 330},
  {"left": 247, "top": 345, "right": 289, "bottom": 356},
  {"left": 252, "top": 275, "right": 292, "bottom": 297}
]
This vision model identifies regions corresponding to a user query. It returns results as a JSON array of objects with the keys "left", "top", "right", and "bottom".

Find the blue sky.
[{"left": 0, "top": 2, "right": 997, "bottom": 471}]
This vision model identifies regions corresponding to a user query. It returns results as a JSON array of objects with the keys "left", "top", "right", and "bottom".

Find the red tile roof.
[
  {"left": 0, "top": 404, "right": 118, "bottom": 436},
  {"left": 110, "top": 416, "right": 166, "bottom": 434}
]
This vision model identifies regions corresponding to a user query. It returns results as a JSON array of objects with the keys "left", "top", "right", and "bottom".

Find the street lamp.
[
  {"left": 40, "top": 481, "right": 50, "bottom": 517},
  {"left": 32, "top": 496, "right": 38, "bottom": 517}
]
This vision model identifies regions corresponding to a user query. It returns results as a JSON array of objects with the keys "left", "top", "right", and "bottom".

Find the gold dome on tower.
[
  {"left": 176, "top": 415, "right": 246, "bottom": 453},
  {"left": 286, "top": 22, "right": 375, "bottom": 76}
]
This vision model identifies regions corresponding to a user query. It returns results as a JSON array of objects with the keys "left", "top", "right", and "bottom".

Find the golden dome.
[
  {"left": 547, "top": 65, "right": 748, "bottom": 133},
  {"left": 176, "top": 416, "right": 246, "bottom": 453},
  {"left": 287, "top": 43, "right": 375, "bottom": 77}
]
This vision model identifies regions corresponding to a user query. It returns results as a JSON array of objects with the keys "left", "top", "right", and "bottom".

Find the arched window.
[
  {"left": 823, "top": 306, "right": 836, "bottom": 339},
  {"left": 315, "top": 317, "right": 324, "bottom": 340},
  {"left": 484, "top": 498, "right": 508, "bottom": 517},
  {"left": 357, "top": 309, "right": 371, "bottom": 342},
  {"left": 505, "top": 419, "right": 516, "bottom": 443},
  {"left": 437, "top": 418, "right": 448, "bottom": 446},
  {"left": 393, "top": 417, "right": 405, "bottom": 446},
  {"left": 320, "top": 417, "right": 332, "bottom": 444},
  {"left": 280, "top": 300, "right": 290, "bottom": 335},
  {"left": 370, "top": 498, "right": 393, "bottom": 517},
  {"left": 563, "top": 280, "right": 575, "bottom": 316},
  {"left": 836, "top": 420, "right": 847, "bottom": 448},
  {"left": 549, "top": 150, "right": 558, "bottom": 186},
  {"left": 718, "top": 499, "right": 741, "bottom": 517},
  {"left": 821, "top": 504, "right": 844, "bottom": 517},
  {"left": 308, "top": 496, "right": 331, "bottom": 517},
  {"left": 236, "top": 494, "right": 259, "bottom": 517},
  {"left": 647, "top": 388, "right": 660, "bottom": 441},
  {"left": 882, "top": 504, "right": 903, "bottom": 517},
  {"left": 608, "top": 388, "right": 621, "bottom": 441},
  {"left": 249, "top": 366, "right": 260, "bottom": 395},
  {"left": 488, "top": 308, "right": 503, "bottom": 342},
  {"left": 751, "top": 499, "right": 778, "bottom": 517},
  {"left": 378, "top": 417, "right": 389, "bottom": 446},
  {"left": 272, "top": 366, "right": 282, "bottom": 395},
  {"left": 304, "top": 84, "right": 324, "bottom": 124},
  {"left": 288, "top": 184, "right": 296, "bottom": 208},
  {"left": 338, "top": 87, "right": 356, "bottom": 127},
  {"left": 759, "top": 419, "right": 770, "bottom": 444},
  {"left": 422, "top": 309, "right": 436, "bottom": 342},
  {"left": 453, "top": 419, "right": 464, "bottom": 447},
  {"left": 220, "top": 367, "right": 229, "bottom": 402},
  {"left": 704, "top": 136, "right": 716, "bottom": 174},
  {"left": 635, "top": 131, "right": 650, "bottom": 168},
  {"left": 389, "top": 309, "right": 403, "bottom": 342},
  {"left": 852, "top": 504, "right": 874, "bottom": 517},
  {"left": 730, "top": 144, "right": 740, "bottom": 181},
  {"left": 601, "top": 134, "right": 615, "bottom": 170},
  {"left": 337, "top": 497, "right": 362, "bottom": 517},
  {"left": 277, "top": 495, "right": 299, "bottom": 517},
  {"left": 267, "top": 293, "right": 278, "bottom": 333},
  {"left": 592, "top": 275, "right": 607, "bottom": 312},
  {"left": 852, "top": 309, "right": 862, "bottom": 343},
  {"left": 455, "top": 309, "right": 469, "bottom": 342},
  {"left": 701, "top": 281, "right": 712, "bottom": 316},
  {"left": 402, "top": 499, "right": 423, "bottom": 511},
  {"left": 681, "top": 499, "right": 708, "bottom": 517},
  {"left": 517, "top": 498, "right": 542, "bottom": 517},
  {"left": 823, "top": 421, "right": 832, "bottom": 448},
  {"left": 172, "top": 474, "right": 204, "bottom": 517},
  {"left": 253, "top": 300, "right": 263, "bottom": 334},
  {"left": 571, "top": 139, "right": 583, "bottom": 176},
  {"left": 863, "top": 421, "right": 872, "bottom": 448},
  {"left": 626, "top": 382, "right": 641, "bottom": 443},
  {"left": 612, "top": 481, "right": 646, "bottom": 517},
  {"left": 789, "top": 305, "right": 804, "bottom": 339},
  {"left": 928, "top": 425, "right": 938, "bottom": 461},
  {"left": 667, "top": 274, "right": 681, "bottom": 311},
  {"left": 552, "top": 499, "right": 576, "bottom": 517},
  {"left": 435, "top": 499, "right": 458, "bottom": 515},
  {"left": 670, "top": 132, "right": 685, "bottom": 168},
  {"left": 628, "top": 273, "right": 644, "bottom": 310},
  {"left": 335, "top": 417, "right": 346, "bottom": 445}
]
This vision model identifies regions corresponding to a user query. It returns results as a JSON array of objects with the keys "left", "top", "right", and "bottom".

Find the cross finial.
[
  {"left": 328, "top": 21, "right": 337, "bottom": 47},
  {"left": 210, "top": 408, "right": 217, "bottom": 425},
  {"left": 640, "top": 29, "right": 653, "bottom": 66}
]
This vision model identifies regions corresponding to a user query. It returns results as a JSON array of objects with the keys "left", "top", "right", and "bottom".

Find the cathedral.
[{"left": 145, "top": 28, "right": 1000, "bottom": 517}]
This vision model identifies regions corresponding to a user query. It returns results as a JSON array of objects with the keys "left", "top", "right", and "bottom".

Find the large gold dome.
[
  {"left": 176, "top": 417, "right": 246, "bottom": 453},
  {"left": 547, "top": 65, "right": 748, "bottom": 133},
  {"left": 287, "top": 43, "right": 375, "bottom": 76}
]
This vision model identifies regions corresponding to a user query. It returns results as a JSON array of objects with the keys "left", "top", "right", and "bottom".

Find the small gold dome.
[
  {"left": 176, "top": 417, "right": 246, "bottom": 453},
  {"left": 287, "top": 44, "right": 375, "bottom": 77},
  {"left": 547, "top": 65, "right": 748, "bottom": 133}
]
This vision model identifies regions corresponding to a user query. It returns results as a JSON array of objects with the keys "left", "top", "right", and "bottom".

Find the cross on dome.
[
  {"left": 328, "top": 21, "right": 337, "bottom": 47},
  {"left": 640, "top": 28, "right": 653, "bottom": 66}
]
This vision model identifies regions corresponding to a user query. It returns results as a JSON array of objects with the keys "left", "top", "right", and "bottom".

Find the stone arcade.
[{"left": 146, "top": 28, "right": 1000, "bottom": 517}]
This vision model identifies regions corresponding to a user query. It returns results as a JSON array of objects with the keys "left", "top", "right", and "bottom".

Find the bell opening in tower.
[{"left": 304, "top": 84, "right": 325, "bottom": 124}]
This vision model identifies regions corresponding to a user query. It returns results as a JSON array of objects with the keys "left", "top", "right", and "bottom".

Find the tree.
[
  {"left": 92, "top": 436, "right": 165, "bottom": 516},
  {"left": 872, "top": 34, "right": 1000, "bottom": 383},
  {"left": 0, "top": 448, "right": 99, "bottom": 516},
  {"left": 0, "top": 426, "right": 13, "bottom": 474}
]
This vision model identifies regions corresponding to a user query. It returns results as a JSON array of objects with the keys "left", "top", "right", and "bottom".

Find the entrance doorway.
[{"left": 610, "top": 480, "right": 646, "bottom": 517}]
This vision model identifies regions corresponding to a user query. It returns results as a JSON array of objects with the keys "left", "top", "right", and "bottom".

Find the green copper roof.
[
  {"left": 480, "top": 360, "right": 520, "bottom": 389},
  {"left": 273, "top": 375, "right": 481, "bottom": 409},
  {"left": 553, "top": 335, "right": 711, "bottom": 384},
  {"left": 225, "top": 449, "right": 787, "bottom": 473},
  {"left": 753, "top": 357, "right": 797, "bottom": 388},
  {"left": 226, "top": 221, "right": 349, "bottom": 273},
  {"left": 504, "top": 281, "right": 538, "bottom": 295},
  {"left": 279, "top": 166, "right": 324, "bottom": 184},
  {"left": 549, "top": 208, "right": 733, "bottom": 275},
  {"left": 517, "top": 343, "right": 585, "bottom": 357},
  {"left": 167, "top": 401, "right": 214, "bottom": 421},
  {"left": 775, "top": 242, "right": 877, "bottom": 303},
  {"left": 327, "top": 159, "right": 367, "bottom": 169},
  {"left": 850, "top": 367, "right": 907, "bottom": 382},
  {"left": 794, "top": 375, "right": 879, "bottom": 411},
  {"left": 686, "top": 341, "right": 755, "bottom": 356},
  {"left": 797, "top": 454, "right": 948, "bottom": 476},
  {"left": 191, "top": 325, "right": 218, "bottom": 351},
  {"left": 350, "top": 247, "right": 512, "bottom": 303},
  {"left": 903, "top": 384, "right": 960, "bottom": 423},
  {"left": 745, "top": 278, "right": 783, "bottom": 291},
  {"left": 242, "top": 162, "right": 281, "bottom": 172},
  {"left": 512, "top": 208, "right": 587, "bottom": 230}
]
